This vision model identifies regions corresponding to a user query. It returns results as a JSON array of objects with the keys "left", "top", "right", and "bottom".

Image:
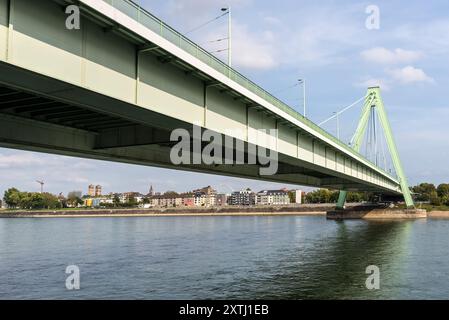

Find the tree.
[
  {"left": 41, "top": 192, "right": 61, "bottom": 209},
  {"left": 287, "top": 191, "right": 295, "bottom": 203},
  {"left": 164, "top": 191, "right": 179, "bottom": 197},
  {"left": 412, "top": 183, "right": 436, "bottom": 202},
  {"left": 3, "top": 188, "right": 21, "bottom": 208},
  {"left": 429, "top": 191, "right": 441, "bottom": 206},
  {"left": 113, "top": 194, "right": 121, "bottom": 207},
  {"left": 305, "top": 189, "right": 338, "bottom": 204},
  {"left": 127, "top": 195, "right": 138, "bottom": 207},
  {"left": 437, "top": 184, "right": 449, "bottom": 199},
  {"left": 67, "top": 191, "right": 83, "bottom": 207},
  {"left": 347, "top": 192, "right": 364, "bottom": 203},
  {"left": 441, "top": 195, "right": 449, "bottom": 207}
]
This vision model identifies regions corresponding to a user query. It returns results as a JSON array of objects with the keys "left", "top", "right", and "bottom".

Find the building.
[
  {"left": 229, "top": 189, "right": 255, "bottom": 206},
  {"left": 293, "top": 190, "right": 305, "bottom": 204},
  {"left": 148, "top": 185, "right": 154, "bottom": 196},
  {"left": 150, "top": 193, "right": 182, "bottom": 207},
  {"left": 193, "top": 186, "right": 217, "bottom": 207},
  {"left": 88, "top": 184, "right": 95, "bottom": 197},
  {"left": 216, "top": 193, "right": 228, "bottom": 206},
  {"left": 101, "top": 196, "right": 114, "bottom": 205},
  {"left": 95, "top": 185, "right": 102, "bottom": 197},
  {"left": 121, "top": 192, "right": 145, "bottom": 203},
  {"left": 256, "top": 189, "right": 290, "bottom": 205},
  {"left": 193, "top": 191, "right": 216, "bottom": 207},
  {"left": 181, "top": 193, "right": 195, "bottom": 207},
  {"left": 84, "top": 198, "right": 103, "bottom": 207}
]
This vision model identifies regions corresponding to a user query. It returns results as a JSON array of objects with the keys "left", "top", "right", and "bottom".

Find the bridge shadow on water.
[{"left": 226, "top": 219, "right": 414, "bottom": 300}]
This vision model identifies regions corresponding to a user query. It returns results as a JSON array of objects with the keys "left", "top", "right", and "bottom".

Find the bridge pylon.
[{"left": 336, "top": 87, "right": 414, "bottom": 209}]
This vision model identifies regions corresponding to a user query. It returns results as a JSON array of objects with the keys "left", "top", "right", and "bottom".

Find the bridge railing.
[{"left": 101, "top": 0, "right": 395, "bottom": 181}]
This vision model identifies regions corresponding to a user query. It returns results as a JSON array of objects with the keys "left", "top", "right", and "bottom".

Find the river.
[{"left": 1, "top": 215, "right": 449, "bottom": 299}]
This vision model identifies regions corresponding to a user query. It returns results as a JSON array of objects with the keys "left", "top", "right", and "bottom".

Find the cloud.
[
  {"left": 263, "top": 16, "right": 282, "bottom": 27},
  {"left": 194, "top": 20, "right": 278, "bottom": 70},
  {"left": 0, "top": 151, "right": 103, "bottom": 194},
  {"left": 361, "top": 47, "right": 423, "bottom": 65},
  {"left": 393, "top": 19, "right": 449, "bottom": 55},
  {"left": 158, "top": 0, "right": 252, "bottom": 32},
  {"left": 387, "top": 66, "right": 434, "bottom": 84},
  {"left": 0, "top": 153, "right": 48, "bottom": 168},
  {"left": 230, "top": 25, "right": 278, "bottom": 70},
  {"left": 356, "top": 65, "right": 435, "bottom": 90},
  {"left": 282, "top": 6, "right": 364, "bottom": 66},
  {"left": 153, "top": 1, "right": 372, "bottom": 69},
  {"left": 357, "top": 77, "right": 390, "bottom": 91}
]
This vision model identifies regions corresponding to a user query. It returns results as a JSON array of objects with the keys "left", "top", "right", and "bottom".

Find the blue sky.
[{"left": 1, "top": 0, "right": 448, "bottom": 196}]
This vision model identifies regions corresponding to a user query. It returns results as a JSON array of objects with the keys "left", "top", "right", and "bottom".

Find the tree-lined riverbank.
[{"left": 0, "top": 204, "right": 336, "bottom": 218}]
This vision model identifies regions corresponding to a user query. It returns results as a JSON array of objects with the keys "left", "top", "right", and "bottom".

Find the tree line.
[
  {"left": 304, "top": 190, "right": 372, "bottom": 204},
  {"left": 411, "top": 183, "right": 449, "bottom": 206},
  {"left": 3, "top": 188, "right": 62, "bottom": 210},
  {"left": 304, "top": 183, "right": 449, "bottom": 206}
]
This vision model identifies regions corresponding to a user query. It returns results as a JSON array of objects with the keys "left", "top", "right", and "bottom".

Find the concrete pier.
[{"left": 327, "top": 206, "right": 427, "bottom": 220}]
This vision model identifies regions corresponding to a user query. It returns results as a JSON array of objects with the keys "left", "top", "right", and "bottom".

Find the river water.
[{"left": 1, "top": 215, "right": 449, "bottom": 299}]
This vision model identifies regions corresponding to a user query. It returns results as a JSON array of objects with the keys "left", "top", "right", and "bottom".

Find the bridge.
[{"left": 0, "top": 0, "right": 414, "bottom": 208}]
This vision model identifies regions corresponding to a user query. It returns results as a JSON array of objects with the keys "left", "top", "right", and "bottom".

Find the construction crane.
[{"left": 36, "top": 180, "right": 44, "bottom": 193}]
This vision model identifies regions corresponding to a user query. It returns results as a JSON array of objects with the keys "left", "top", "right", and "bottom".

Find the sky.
[{"left": 1, "top": 0, "right": 448, "bottom": 196}]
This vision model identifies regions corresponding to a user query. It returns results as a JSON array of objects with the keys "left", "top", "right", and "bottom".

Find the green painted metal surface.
[{"left": 337, "top": 87, "right": 414, "bottom": 208}]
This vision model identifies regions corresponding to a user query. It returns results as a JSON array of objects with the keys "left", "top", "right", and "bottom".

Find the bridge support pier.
[
  {"left": 327, "top": 207, "right": 426, "bottom": 220},
  {"left": 336, "top": 191, "right": 347, "bottom": 210}
]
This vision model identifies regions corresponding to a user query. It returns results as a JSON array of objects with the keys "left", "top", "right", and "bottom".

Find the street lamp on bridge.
[
  {"left": 298, "top": 79, "right": 306, "bottom": 118},
  {"left": 333, "top": 111, "right": 340, "bottom": 139},
  {"left": 221, "top": 7, "right": 232, "bottom": 67}
]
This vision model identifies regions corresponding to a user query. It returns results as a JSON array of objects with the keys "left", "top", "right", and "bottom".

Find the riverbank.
[
  {"left": 427, "top": 211, "right": 449, "bottom": 218},
  {"left": 0, "top": 204, "right": 332, "bottom": 218},
  {"left": 2, "top": 204, "right": 449, "bottom": 219},
  {"left": 327, "top": 207, "right": 427, "bottom": 220}
]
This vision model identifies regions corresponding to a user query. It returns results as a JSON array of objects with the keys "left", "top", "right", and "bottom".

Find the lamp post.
[
  {"left": 298, "top": 79, "right": 306, "bottom": 117},
  {"left": 221, "top": 7, "right": 232, "bottom": 67},
  {"left": 334, "top": 111, "right": 340, "bottom": 139}
]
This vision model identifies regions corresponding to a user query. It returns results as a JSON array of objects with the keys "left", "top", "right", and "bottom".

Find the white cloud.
[
  {"left": 393, "top": 20, "right": 449, "bottom": 55},
  {"left": 0, "top": 153, "right": 47, "bottom": 168},
  {"left": 263, "top": 16, "right": 282, "bottom": 27},
  {"left": 231, "top": 25, "right": 278, "bottom": 70},
  {"left": 361, "top": 47, "right": 423, "bottom": 65},
  {"left": 155, "top": 1, "right": 372, "bottom": 69},
  {"left": 387, "top": 66, "right": 434, "bottom": 84},
  {"left": 196, "top": 20, "right": 278, "bottom": 70},
  {"left": 357, "top": 78, "right": 390, "bottom": 91},
  {"left": 160, "top": 0, "right": 252, "bottom": 32},
  {"left": 283, "top": 7, "right": 363, "bottom": 66},
  {"left": 356, "top": 65, "right": 435, "bottom": 90}
]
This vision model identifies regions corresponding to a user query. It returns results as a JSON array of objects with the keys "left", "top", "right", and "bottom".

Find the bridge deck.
[{"left": 0, "top": 0, "right": 402, "bottom": 195}]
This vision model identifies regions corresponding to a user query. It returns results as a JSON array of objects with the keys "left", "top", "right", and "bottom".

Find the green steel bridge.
[{"left": 0, "top": 0, "right": 414, "bottom": 208}]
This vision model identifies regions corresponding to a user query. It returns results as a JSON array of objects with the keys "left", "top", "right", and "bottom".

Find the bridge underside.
[
  {"left": 0, "top": 61, "right": 397, "bottom": 194},
  {"left": 0, "top": 0, "right": 403, "bottom": 196}
]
